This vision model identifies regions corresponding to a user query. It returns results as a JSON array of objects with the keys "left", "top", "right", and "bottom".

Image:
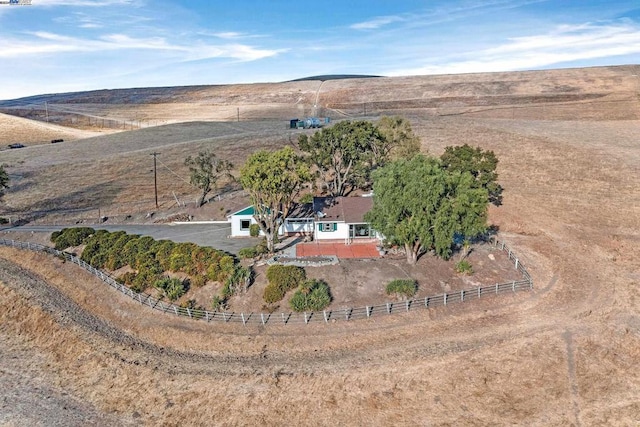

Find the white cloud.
[
  {"left": 387, "top": 20, "right": 640, "bottom": 76},
  {"left": 0, "top": 30, "right": 286, "bottom": 63},
  {"left": 213, "top": 32, "right": 244, "bottom": 39},
  {"left": 351, "top": 15, "right": 404, "bottom": 30},
  {"left": 34, "top": 0, "right": 136, "bottom": 6}
]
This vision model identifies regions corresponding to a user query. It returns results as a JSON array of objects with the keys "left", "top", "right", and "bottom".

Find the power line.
[{"left": 156, "top": 156, "right": 192, "bottom": 186}]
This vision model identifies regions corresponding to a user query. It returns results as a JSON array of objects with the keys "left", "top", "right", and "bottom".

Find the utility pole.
[
  {"left": 237, "top": 107, "right": 240, "bottom": 122},
  {"left": 44, "top": 101, "right": 49, "bottom": 122},
  {"left": 151, "top": 152, "right": 160, "bottom": 208}
]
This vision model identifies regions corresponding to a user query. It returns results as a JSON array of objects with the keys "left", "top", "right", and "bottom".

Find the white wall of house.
[
  {"left": 314, "top": 221, "right": 349, "bottom": 240},
  {"left": 230, "top": 214, "right": 257, "bottom": 237},
  {"left": 231, "top": 214, "right": 314, "bottom": 237},
  {"left": 283, "top": 218, "right": 314, "bottom": 235}
]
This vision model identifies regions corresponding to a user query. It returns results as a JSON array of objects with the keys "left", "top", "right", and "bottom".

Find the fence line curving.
[{"left": 0, "top": 237, "right": 532, "bottom": 326}]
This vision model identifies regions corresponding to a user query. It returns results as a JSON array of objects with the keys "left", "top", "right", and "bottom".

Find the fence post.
[
  {"left": 386, "top": 302, "right": 391, "bottom": 314},
  {"left": 512, "top": 281, "right": 516, "bottom": 292},
  {"left": 205, "top": 311, "right": 210, "bottom": 322},
  {"left": 304, "top": 312, "right": 309, "bottom": 324},
  {"left": 173, "top": 306, "right": 178, "bottom": 315},
  {"left": 345, "top": 308, "right": 349, "bottom": 321},
  {"left": 424, "top": 297, "right": 429, "bottom": 308},
  {"left": 501, "top": 242, "right": 505, "bottom": 250},
  {"left": 222, "top": 312, "right": 227, "bottom": 322},
  {"left": 261, "top": 313, "right": 265, "bottom": 325},
  {"left": 461, "top": 290, "right": 464, "bottom": 302},
  {"left": 495, "top": 283, "right": 499, "bottom": 294},
  {"left": 281, "top": 312, "right": 286, "bottom": 324},
  {"left": 187, "top": 308, "right": 192, "bottom": 318},
  {"left": 241, "top": 313, "right": 246, "bottom": 326},
  {"left": 478, "top": 287, "right": 481, "bottom": 298},
  {"left": 444, "top": 293, "right": 447, "bottom": 306},
  {"left": 366, "top": 306, "right": 371, "bottom": 318},
  {"left": 405, "top": 300, "right": 410, "bottom": 312},
  {"left": 515, "top": 258, "right": 519, "bottom": 270},
  {"left": 323, "top": 310, "right": 328, "bottom": 323}
]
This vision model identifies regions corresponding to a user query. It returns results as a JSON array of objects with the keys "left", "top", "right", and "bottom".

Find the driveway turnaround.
[{"left": 1, "top": 223, "right": 260, "bottom": 255}]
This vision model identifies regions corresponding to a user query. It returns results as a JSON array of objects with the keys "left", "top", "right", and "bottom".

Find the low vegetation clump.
[
  {"left": 263, "top": 282, "right": 287, "bottom": 304},
  {"left": 249, "top": 223, "right": 260, "bottom": 237},
  {"left": 51, "top": 227, "right": 96, "bottom": 250},
  {"left": 263, "top": 264, "right": 306, "bottom": 304},
  {"left": 238, "top": 246, "right": 257, "bottom": 259},
  {"left": 154, "top": 276, "right": 188, "bottom": 301},
  {"left": 289, "top": 279, "right": 332, "bottom": 312},
  {"left": 385, "top": 279, "right": 418, "bottom": 299},
  {"left": 266, "top": 264, "right": 305, "bottom": 290},
  {"left": 455, "top": 260, "right": 473, "bottom": 275}
]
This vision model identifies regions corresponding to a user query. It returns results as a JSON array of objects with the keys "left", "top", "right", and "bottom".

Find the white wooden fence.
[{"left": 0, "top": 237, "right": 532, "bottom": 326}]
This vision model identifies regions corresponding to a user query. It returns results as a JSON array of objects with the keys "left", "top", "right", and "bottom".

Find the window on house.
[
  {"left": 352, "top": 224, "right": 371, "bottom": 237},
  {"left": 321, "top": 223, "right": 335, "bottom": 232},
  {"left": 240, "top": 219, "right": 251, "bottom": 230}
]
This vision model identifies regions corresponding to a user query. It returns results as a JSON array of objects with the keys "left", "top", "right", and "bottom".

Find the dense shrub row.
[{"left": 50, "top": 228, "right": 247, "bottom": 305}]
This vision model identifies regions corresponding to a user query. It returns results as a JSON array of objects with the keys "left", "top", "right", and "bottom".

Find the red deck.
[{"left": 296, "top": 242, "right": 381, "bottom": 259}]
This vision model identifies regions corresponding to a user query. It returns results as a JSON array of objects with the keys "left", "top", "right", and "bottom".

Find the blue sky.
[{"left": 1, "top": 0, "right": 639, "bottom": 100}]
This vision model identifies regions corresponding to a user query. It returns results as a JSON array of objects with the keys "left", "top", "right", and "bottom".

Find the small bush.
[
  {"left": 153, "top": 240, "right": 175, "bottom": 271},
  {"left": 263, "top": 282, "right": 286, "bottom": 304},
  {"left": 154, "top": 276, "right": 187, "bottom": 301},
  {"left": 51, "top": 227, "right": 96, "bottom": 250},
  {"left": 385, "top": 279, "right": 418, "bottom": 299},
  {"left": 289, "top": 279, "right": 332, "bottom": 312},
  {"left": 249, "top": 223, "right": 260, "bottom": 237},
  {"left": 238, "top": 247, "right": 258, "bottom": 259},
  {"left": 266, "top": 265, "right": 305, "bottom": 293},
  {"left": 211, "top": 295, "right": 226, "bottom": 311},
  {"left": 117, "top": 271, "right": 138, "bottom": 287},
  {"left": 190, "top": 274, "right": 207, "bottom": 288},
  {"left": 256, "top": 238, "right": 271, "bottom": 254},
  {"left": 0, "top": 217, "right": 8, "bottom": 225},
  {"left": 455, "top": 260, "right": 473, "bottom": 275}
]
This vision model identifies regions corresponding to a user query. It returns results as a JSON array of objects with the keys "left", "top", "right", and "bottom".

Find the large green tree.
[
  {"left": 440, "top": 144, "right": 503, "bottom": 206},
  {"left": 365, "top": 155, "right": 489, "bottom": 265},
  {"left": 0, "top": 166, "right": 8, "bottom": 200},
  {"left": 185, "top": 150, "right": 233, "bottom": 207},
  {"left": 298, "top": 120, "right": 383, "bottom": 196},
  {"left": 376, "top": 116, "right": 421, "bottom": 161},
  {"left": 239, "top": 147, "right": 310, "bottom": 253}
]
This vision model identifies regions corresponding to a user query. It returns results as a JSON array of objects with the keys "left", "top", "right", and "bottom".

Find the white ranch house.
[
  {"left": 228, "top": 196, "right": 381, "bottom": 244},
  {"left": 227, "top": 202, "right": 315, "bottom": 238}
]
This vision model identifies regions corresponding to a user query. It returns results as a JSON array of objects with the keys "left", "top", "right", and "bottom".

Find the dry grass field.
[{"left": 0, "top": 65, "right": 639, "bottom": 425}]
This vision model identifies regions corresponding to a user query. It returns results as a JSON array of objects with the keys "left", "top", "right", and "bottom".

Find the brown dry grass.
[
  {"left": 1, "top": 65, "right": 639, "bottom": 425},
  {"left": 0, "top": 112, "right": 101, "bottom": 147}
]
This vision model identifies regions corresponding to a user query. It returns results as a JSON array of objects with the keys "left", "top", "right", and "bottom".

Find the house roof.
[
  {"left": 228, "top": 206, "right": 255, "bottom": 217},
  {"left": 313, "top": 196, "right": 373, "bottom": 223},
  {"left": 288, "top": 202, "right": 314, "bottom": 219}
]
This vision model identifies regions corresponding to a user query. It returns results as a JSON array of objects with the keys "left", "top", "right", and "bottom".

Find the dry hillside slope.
[{"left": 0, "top": 65, "right": 639, "bottom": 425}]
